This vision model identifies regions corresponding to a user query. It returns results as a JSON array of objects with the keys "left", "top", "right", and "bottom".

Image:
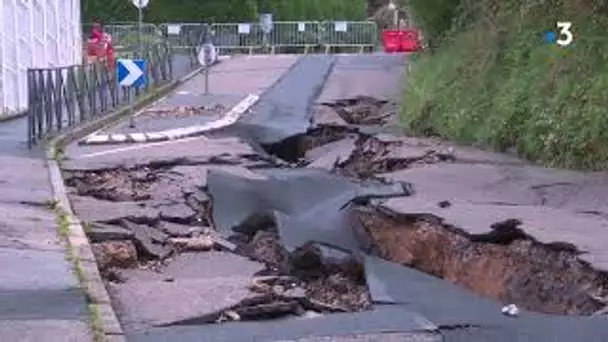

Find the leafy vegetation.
[
  {"left": 82, "top": 0, "right": 367, "bottom": 24},
  {"left": 401, "top": 0, "right": 608, "bottom": 169}
]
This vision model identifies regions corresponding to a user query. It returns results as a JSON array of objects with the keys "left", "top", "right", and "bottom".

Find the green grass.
[{"left": 401, "top": 2, "right": 608, "bottom": 169}]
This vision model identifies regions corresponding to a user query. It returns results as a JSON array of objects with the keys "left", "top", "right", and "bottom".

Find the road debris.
[
  {"left": 64, "top": 96, "right": 608, "bottom": 335},
  {"left": 501, "top": 304, "right": 520, "bottom": 317}
]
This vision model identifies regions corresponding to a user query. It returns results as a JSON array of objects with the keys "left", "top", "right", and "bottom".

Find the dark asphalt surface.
[
  {"left": 232, "top": 54, "right": 335, "bottom": 144},
  {"left": 127, "top": 53, "right": 608, "bottom": 342}
]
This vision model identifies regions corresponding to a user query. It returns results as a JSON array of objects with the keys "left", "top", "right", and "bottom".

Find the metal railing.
[
  {"left": 83, "top": 23, "right": 164, "bottom": 50},
  {"left": 84, "top": 21, "right": 378, "bottom": 54},
  {"left": 209, "top": 21, "right": 377, "bottom": 54},
  {"left": 27, "top": 43, "right": 174, "bottom": 147},
  {"left": 159, "top": 23, "right": 211, "bottom": 49},
  {"left": 157, "top": 21, "right": 378, "bottom": 54}
]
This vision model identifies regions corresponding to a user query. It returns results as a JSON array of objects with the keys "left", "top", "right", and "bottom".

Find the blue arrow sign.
[{"left": 117, "top": 59, "right": 147, "bottom": 88}]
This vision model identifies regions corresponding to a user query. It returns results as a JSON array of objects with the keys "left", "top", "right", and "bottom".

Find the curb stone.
[
  {"left": 41, "top": 61, "right": 222, "bottom": 341},
  {"left": 41, "top": 54, "right": 300, "bottom": 341},
  {"left": 79, "top": 93, "right": 260, "bottom": 145},
  {"left": 47, "top": 149, "right": 126, "bottom": 342}
]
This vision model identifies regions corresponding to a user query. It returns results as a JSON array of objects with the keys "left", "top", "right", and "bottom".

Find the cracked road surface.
[{"left": 62, "top": 54, "right": 608, "bottom": 342}]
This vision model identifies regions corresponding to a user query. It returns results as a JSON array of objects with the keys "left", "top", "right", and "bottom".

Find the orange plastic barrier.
[{"left": 382, "top": 29, "right": 421, "bottom": 53}]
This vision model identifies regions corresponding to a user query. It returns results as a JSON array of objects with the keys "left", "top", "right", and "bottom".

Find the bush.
[
  {"left": 401, "top": 0, "right": 608, "bottom": 169},
  {"left": 82, "top": 0, "right": 367, "bottom": 24}
]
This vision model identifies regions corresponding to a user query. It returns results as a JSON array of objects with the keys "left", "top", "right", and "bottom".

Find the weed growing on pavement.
[
  {"left": 53, "top": 146, "right": 65, "bottom": 161},
  {"left": 87, "top": 304, "right": 106, "bottom": 342},
  {"left": 53, "top": 203, "right": 107, "bottom": 341},
  {"left": 402, "top": 1, "right": 608, "bottom": 169}
]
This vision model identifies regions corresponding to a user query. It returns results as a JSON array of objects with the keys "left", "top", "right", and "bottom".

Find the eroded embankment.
[
  {"left": 355, "top": 207, "right": 608, "bottom": 315},
  {"left": 65, "top": 96, "right": 608, "bottom": 326}
]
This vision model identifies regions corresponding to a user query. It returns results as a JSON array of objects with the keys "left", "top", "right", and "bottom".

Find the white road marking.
[
  {"left": 79, "top": 135, "right": 209, "bottom": 159},
  {"left": 129, "top": 133, "right": 146, "bottom": 142},
  {"left": 78, "top": 93, "right": 259, "bottom": 157}
]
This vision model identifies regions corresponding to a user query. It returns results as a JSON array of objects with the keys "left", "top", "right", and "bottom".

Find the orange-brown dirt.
[{"left": 355, "top": 206, "right": 608, "bottom": 315}]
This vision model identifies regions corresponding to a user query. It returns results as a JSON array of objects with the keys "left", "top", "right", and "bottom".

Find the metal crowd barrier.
[
  {"left": 158, "top": 21, "right": 378, "bottom": 54},
  {"left": 83, "top": 23, "right": 165, "bottom": 51},
  {"left": 26, "top": 43, "right": 174, "bottom": 148},
  {"left": 159, "top": 23, "right": 211, "bottom": 49}
]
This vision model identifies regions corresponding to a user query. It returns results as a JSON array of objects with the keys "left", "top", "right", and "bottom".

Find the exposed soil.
[
  {"left": 65, "top": 167, "right": 158, "bottom": 201},
  {"left": 141, "top": 104, "right": 226, "bottom": 119},
  {"left": 263, "top": 125, "right": 355, "bottom": 163},
  {"left": 229, "top": 223, "right": 372, "bottom": 316},
  {"left": 355, "top": 206, "right": 608, "bottom": 315},
  {"left": 324, "top": 96, "right": 394, "bottom": 125},
  {"left": 337, "top": 134, "right": 455, "bottom": 179},
  {"left": 66, "top": 96, "right": 608, "bottom": 327}
]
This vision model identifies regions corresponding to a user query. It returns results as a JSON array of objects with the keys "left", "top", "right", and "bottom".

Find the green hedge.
[
  {"left": 401, "top": 0, "right": 608, "bottom": 169},
  {"left": 82, "top": 0, "right": 367, "bottom": 24}
]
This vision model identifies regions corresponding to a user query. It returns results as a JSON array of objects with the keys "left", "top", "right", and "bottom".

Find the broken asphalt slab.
[{"left": 58, "top": 53, "right": 608, "bottom": 342}]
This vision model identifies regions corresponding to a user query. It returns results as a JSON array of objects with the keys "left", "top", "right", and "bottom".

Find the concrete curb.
[
  {"left": 46, "top": 152, "right": 127, "bottom": 342},
  {"left": 0, "top": 110, "right": 27, "bottom": 122},
  {"left": 79, "top": 93, "right": 260, "bottom": 145},
  {"left": 42, "top": 63, "right": 214, "bottom": 342}
]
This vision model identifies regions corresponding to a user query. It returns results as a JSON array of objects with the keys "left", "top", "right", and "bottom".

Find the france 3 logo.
[{"left": 545, "top": 22, "right": 574, "bottom": 47}]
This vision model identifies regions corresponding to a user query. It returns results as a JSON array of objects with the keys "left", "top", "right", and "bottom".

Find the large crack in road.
[
  {"left": 63, "top": 97, "right": 608, "bottom": 341},
  {"left": 61, "top": 55, "right": 608, "bottom": 341}
]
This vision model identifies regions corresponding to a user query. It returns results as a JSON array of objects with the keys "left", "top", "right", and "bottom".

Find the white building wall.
[{"left": 0, "top": 0, "right": 82, "bottom": 116}]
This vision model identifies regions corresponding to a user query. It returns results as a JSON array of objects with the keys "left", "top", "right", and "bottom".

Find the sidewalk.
[{"left": 0, "top": 147, "right": 92, "bottom": 340}]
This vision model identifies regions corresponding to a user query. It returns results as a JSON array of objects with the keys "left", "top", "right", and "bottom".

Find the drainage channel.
[{"left": 64, "top": 96, "right": 608, "bottom": 339}]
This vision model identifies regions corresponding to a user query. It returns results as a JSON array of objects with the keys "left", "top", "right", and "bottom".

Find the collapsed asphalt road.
[{"left": 61, "top": 54, "right": 608, "bottom": 342}]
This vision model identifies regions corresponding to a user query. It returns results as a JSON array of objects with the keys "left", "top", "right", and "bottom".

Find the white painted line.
[
  {"left": 110, "top": 134, "right": 128, "bottom": 142},
  {"left": 145, "top": 132, "right": 167, "bottom": 141},
  {"left": 80, "top": 93, "right": 259, "bottom": 147},
  {"left": 129, "top": 133, "right": 146, "bottom": 142},
  {"left": 79, "top": 135, "right": 209, "bottom": 159},
  {"left": 85, "top": 135, "right": 109, "bottom": 144}
]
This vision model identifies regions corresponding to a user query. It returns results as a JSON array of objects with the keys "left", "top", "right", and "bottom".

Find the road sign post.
[
  {"left": 117, "top": 59, "right": 147, "bottom": 128},
  {"left": 198, "top": 43, "right": 217, "bottom": 94},
  {"left": 260, "top": 13, "right": 273, "bottom": 51},
  {"left": 131, "top": 0, "right": 149, "bottom": 57}
]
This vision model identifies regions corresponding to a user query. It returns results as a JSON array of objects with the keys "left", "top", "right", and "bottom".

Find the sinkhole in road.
[
  {"left": 258, "top": 98, "right": 608, "bottom": 316},
  {"left": 64, "top": 96, "right": 608, "bottom": 325}
]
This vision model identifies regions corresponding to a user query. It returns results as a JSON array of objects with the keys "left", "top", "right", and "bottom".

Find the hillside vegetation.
[
  {"left": 82, "top": 0, "right": 367, "bottom": 24},
  {"left": 401, "top": 0, "right": 608, "bottom": 169}
]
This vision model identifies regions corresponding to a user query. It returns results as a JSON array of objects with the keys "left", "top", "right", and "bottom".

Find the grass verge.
[{"left": 401, "top": 1, "right": 608, "bottom": 169}]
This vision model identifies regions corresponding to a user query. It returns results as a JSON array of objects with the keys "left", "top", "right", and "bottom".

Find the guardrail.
[
  {"left": 159, "top": 23, "right": 211, "bottom": 49},
  {"left": 26, "top": 43, "right": 174, "bottom": 147},
  {"left": 86, "top": 21, "right": 378, "bottom": 54},
  {"left": 159, "top": 21, "right": 378, "bottom": 54}
]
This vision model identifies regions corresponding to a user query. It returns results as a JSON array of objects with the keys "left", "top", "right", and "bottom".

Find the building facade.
[{"left": 0, "top": 0, "right": 82, "bottom": 117}]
